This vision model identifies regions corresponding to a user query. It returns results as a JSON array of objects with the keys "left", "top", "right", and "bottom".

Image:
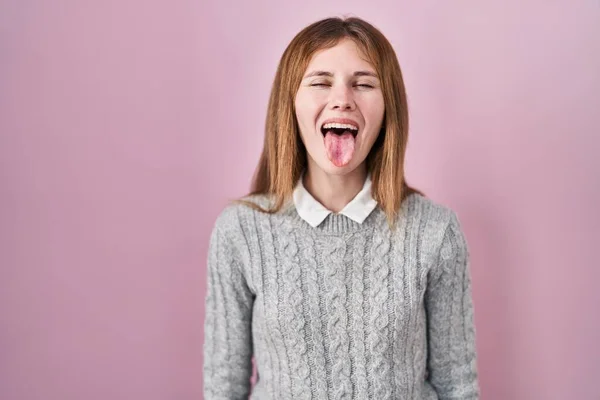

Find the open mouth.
[{"left": 320, "top": 123, "right": 359, "bottom": 138}]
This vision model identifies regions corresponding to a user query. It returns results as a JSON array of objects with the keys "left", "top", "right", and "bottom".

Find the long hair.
[{"left": 237, "top": 16, "right": 423, "bottom": 227}]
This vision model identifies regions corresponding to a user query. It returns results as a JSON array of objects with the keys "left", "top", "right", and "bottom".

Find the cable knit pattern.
[
  {"left": 256, "top": 213, "right": 285, "bottom": 398},
  {"left": 277, "top": 218, "right": 311, "bottom": 399},
  {"left": 203, "top": 193, "right": 480, "bottom": 399},
  {"left": 393, "top": 201, "right": 413, "bottom": 398},
  {"left": 298, "top": 230, "right": 328, "bottom": 397},
  {"left": 349, "top": 234, "right": 368, "bottom": 398},
  {"left": 368, "top": 229, "right": 392, "bottom": 400},
  {"left": 322, "top": 237, "right": 352, "bottom": 399}
]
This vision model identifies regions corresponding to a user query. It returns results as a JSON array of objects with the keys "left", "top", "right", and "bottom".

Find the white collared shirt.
[{"left": 292, "top": 174, "right": 378, "bottom": 228}]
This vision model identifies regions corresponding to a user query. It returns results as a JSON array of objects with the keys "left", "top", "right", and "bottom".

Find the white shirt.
[{"left": 292, "top": 174, "right": 378, "bottom": 228}]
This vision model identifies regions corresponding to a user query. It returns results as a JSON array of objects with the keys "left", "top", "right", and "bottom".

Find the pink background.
[{"left": 1, "top": 1, "right": 599, "bottom": 399}]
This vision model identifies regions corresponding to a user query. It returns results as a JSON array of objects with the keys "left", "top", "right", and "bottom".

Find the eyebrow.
[{"left": 303, "top": 70, "right": 379, "bottom": 79}]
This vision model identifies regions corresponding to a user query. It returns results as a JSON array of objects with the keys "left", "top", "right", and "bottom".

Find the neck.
[{"left": 303, "top": 162, "right": 367, "bottom": 213}]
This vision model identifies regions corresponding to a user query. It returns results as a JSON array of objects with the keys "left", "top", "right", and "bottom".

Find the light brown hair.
[{"left": 237, "top": 16, "right": 423, "bottom": 227}]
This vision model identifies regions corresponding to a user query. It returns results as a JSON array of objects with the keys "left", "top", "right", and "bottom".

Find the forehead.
[{"left": 306, "top": 38, "right": 375, "bottom": 72}]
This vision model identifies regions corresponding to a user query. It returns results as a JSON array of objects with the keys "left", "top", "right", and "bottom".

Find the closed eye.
[{"left": 309, "top": 83, "right": 374, "bottom": 88}]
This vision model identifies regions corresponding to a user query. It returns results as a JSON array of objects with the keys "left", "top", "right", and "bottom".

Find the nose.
[{"left": 329, "top": 84, "right": 356, "bottom": 111}]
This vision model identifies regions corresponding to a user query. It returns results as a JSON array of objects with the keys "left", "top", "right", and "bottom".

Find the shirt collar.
[{"left": 292, "top": 174, "right": 378, "bottom": 228}]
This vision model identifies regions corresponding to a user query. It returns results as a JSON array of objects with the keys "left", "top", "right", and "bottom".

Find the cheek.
[
  {"left": 296, "top": 94, "right": 323, "bottom": 126},
  {"left": 298, "top": 88, "right": 328, "bottom": 107},
  {"left": 295, "top": 93, "right": 310, "bottom": 120},
  {"left": 362, "top": 96, "right": 385, "bottom": 127},
  {"left": 295, "top": 98, "right": 317, "bottom": 143}
]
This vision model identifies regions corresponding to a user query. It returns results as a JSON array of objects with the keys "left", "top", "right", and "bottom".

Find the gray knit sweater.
[{"left": 203, "top": 193, "right": 480, "bottom": 399}]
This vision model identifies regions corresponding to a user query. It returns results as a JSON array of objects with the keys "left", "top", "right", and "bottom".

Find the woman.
[{"left": 203, "top": 16, "right": 480, "bottom": 400}]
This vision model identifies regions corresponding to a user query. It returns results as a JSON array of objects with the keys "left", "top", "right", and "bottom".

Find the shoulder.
[
  {"left": 401, "top": 192, "right": 459, "bottom": 227},
  {"left": 207, "top": 198, "right": 267, "bottom": 275},
  {"left": 399, "top": 193, "right": 467, "bottom": 262},
  {"left": 210, "top": 193, "right": 277, "bottom": 240}
]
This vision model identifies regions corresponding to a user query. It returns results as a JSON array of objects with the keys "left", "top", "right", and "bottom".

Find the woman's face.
[{"left": 294, "top": 38, "right": 385, "bottom": 176}]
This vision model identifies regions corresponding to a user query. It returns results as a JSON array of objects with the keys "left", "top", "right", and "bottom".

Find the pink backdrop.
[{"left": 1, "top": 1, "right": 599, "bottom": 399}]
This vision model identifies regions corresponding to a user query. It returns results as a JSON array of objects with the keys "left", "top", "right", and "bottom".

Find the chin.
[{"left": 315, "top": 158, "right": 363, "bottom": 176}]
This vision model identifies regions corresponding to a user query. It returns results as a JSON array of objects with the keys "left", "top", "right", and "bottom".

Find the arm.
[
  {"left": 425, "top": 212, "right": 480, "bottom": 399},
  {"left": 203, "top": 222, "right": 254, "bottom": 399}
]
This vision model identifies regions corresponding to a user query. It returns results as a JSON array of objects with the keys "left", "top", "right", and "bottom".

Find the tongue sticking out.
[{"left": 324, "top": 131, "right": 356, "bottom": 167}]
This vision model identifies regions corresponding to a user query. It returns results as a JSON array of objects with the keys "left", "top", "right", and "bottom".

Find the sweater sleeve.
[
  {"left": 424, "top": 212, "right": 480, "bottom": 399},
  {"left": 203, "top": 220, "right": 254, "bottom": 399}
]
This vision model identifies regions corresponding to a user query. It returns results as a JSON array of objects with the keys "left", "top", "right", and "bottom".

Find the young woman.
[{"left": 203, "top": 16, "right": 480, "bottom": 400}]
